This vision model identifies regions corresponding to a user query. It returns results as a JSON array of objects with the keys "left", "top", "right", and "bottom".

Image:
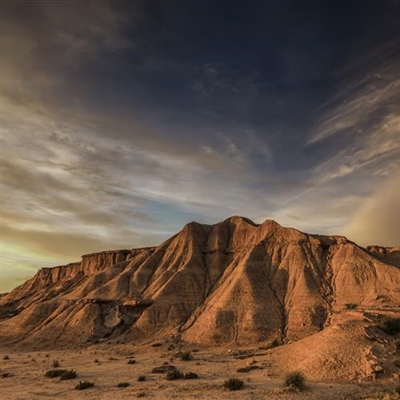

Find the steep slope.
[{"left": 0, "top": 217, "right": 399, "bottom": 348}]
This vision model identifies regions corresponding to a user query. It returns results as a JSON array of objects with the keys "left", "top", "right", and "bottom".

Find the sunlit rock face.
[{"left": 0, "top": 217, "right": 399, "bottom": 348}]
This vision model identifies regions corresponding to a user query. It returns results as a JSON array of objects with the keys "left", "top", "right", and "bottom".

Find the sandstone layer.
[{"left": 0, "top": 217, "right": 399, "bottom": 348}]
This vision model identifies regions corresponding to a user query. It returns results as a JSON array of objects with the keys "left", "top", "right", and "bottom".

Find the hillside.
[{"left": 1, "top": 217, "right": 399, "bottom": 351}]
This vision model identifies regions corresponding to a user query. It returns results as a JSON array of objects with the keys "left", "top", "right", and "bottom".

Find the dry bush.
[
  {"left": 166, "top": 370, "right": 184, "bottom": 380},
  {"left": 284, "top": 371, "right": 306, "bottom": 391},
  {"left": 223, "top": 378, "right": 244, "bottom": 391},
  {"left": 75, "top": 380, "right": 94, "bottom": 390}
]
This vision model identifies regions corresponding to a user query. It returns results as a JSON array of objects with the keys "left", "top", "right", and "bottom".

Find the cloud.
[
  {"left": 0, "top": 1, "right": 134, "bottom": 73},
  {"left": 343, "top": 176, "right": 400, "bottom": 246},
  {"left": 270, "top": 43, "right": 400, "bottom": 242},
  {"left": 1, "top": 225, "right": 138, "bottom": 260},
  {"left": 1, "top": 84, "right": 281, "bottom": 274},
  {"left": 313, "top": 111, "right": 400, "bottom": 185},
  {"left": 308, "top": 42, "right": 400, "bottom": 145},
  {"left": 1, "top": 1, "right": 399, "bottom": 294}
]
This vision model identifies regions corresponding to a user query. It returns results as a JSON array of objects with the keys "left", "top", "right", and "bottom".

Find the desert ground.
[{"left": 1, "top": 338, "right": 399, "bottom": 400}]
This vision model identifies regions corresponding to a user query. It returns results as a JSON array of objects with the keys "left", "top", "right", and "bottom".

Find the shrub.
[
  {"left": 223, "top": 378, "right": 244, "bottom": 391},
  {"left": 138, "top": 375, "right": 146, "bottom": 382},
  {"left": 152, "top": 343, "right": 162, "bottom": 347},
  {"left": 117, "top": 382, "right": 130, "bottom": 388},
  {"left": 52, "top": 360, "right": 60, "bottom": 368},
  {"left": 75, "top": 380, "right": 94, "bottom": 390},
  {"left": 45, "top": 369, "right": 68, "bottom": 378},
  {"left": 3, "top": 355, "right": 9, "bottom": 360},
  {"left": 393, "top": 359, "right": 400, "bottom": 368},
  {"left": 284, "top": 371, "right": 306, "bottom": 391},
  {"left": 127, "top": 359, "right": 136, "bottom": 364},
  {"left": 180, "top": 351, "right": 192, "bottom": 361},
  {"left": 166, "top": 370, "right": 184, "bottom": 380},
  {"left": 184, "top": 372, "right": 198, "bottom": 379},
  {"left": 376, "top": 317, "right": 400, "bottom": 335},
  {"left": 60, "top": 370, "right": 77, "bottom": 380},
  {"left": 396, "top": 385, "right": 400, "bottom": 395},
  {"left": 45, "top": 369, "right": 76, "bottom": 380}
]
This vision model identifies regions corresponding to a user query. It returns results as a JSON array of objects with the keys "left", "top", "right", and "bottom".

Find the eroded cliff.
[{"left": 0, "top": 217, "right": 399, "bottom": 348}]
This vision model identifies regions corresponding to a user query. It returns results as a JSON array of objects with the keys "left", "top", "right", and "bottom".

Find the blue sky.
[{"left": 1, "top": 0, "right": 399, "bottom": 292}]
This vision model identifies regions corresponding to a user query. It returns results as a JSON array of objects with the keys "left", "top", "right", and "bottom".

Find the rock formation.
[{"left": 0, "top": 216, "right": 399, "bottom": 348}]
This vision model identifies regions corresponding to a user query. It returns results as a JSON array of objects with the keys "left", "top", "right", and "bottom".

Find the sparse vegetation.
[
  {"left": 396, "top": 385, "right": 400, "bottom": 395},
  {"left": 127, "top": 359, "right": 136, "bottom": 364},
  {"left": 180, "top": 351, "right": 192, "bottom": 361},
  {"left": 284, "top": 371, "right": 306, "bottom": 391},
  {"left": 184, "top": 372, "right": 198, "bottom": 379},
  {"left": 60, "top": 369, "right": 77, "bottom": 380},
  {"left": 45, "top": 369, "right": 76, "bottom": 380},
  {"left": 52, "top": 360, "right": 60, "bottom": 368},
  {"left": 166, "top": 369, "right": 184, "bottom": 380},
  {"left": 45, "top": 369, "right": 67, "bottom": 378},
  {"left": 117, "top": 382, "right": 130, "bottom": 388},
  {"left": 376, "top": 317, "right": 400, "bottom": 335},
  {"left": 75, "top": 380, "right": 94, "bottom": 390},
  {"left": 223, "top": 378, "right": 244, "bottom": 391},
  {"left": 138, "top": 375, "right": 146, "bottom": 381}
]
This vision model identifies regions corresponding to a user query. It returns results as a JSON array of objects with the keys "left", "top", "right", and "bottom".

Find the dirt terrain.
[{"left": 1, "top": 337, "right": 399, "bottom": 400}]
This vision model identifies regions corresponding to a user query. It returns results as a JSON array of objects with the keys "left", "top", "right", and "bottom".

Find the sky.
[{"left": 1, "top": 0, "right": 399, "bottom": 292}]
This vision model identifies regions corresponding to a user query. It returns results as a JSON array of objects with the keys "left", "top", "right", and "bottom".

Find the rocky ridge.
[{"left": 0, "top": 216, "right": 399, "bottom": 349}]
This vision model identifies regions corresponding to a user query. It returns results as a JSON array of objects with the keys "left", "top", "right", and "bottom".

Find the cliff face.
[
  {"left": 0, "top": 217, "right": 399, "bottom": 348},
  {"left": 0, "top": 249, "right": 153, "bottom": 310}
]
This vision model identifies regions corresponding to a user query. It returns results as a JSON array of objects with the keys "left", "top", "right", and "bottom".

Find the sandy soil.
[{"left": 1, "top": 342, "right": 399, "bottom": 400}]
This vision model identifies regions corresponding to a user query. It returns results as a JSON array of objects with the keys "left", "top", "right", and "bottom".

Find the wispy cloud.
[
  {"left": 278, "top": 49, "right": 400, "bottom": 240},
  {"left": 308, "top": 45, "right": 399, "bottom": 145},
  {"left": 1, "top": 0, "right": 398, "bottom": 293}
]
